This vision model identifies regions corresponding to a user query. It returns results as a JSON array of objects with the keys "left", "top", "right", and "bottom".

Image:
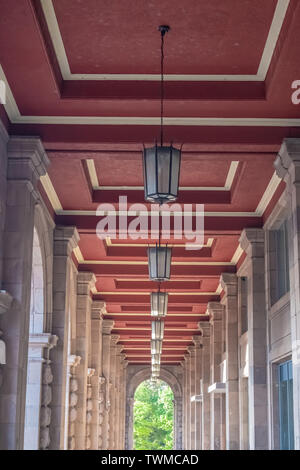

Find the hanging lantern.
[
  {"left": 151, "top": 339, "right": 162, "bottom": 355},
  {"left": 143, "top": 144, "right": 181, "bottom": 205},
  {"left": 148, "top": 245, "right": 172, "bottom": 281},
  {"left": 151, "top": 319, "right": 164, "bottom": 340},
  {"left": 152, "top": 354, "right": 161, "bottom": 365},
  {"left": 151, "top": 292, "right": 168, "bottom": 317},
  {"left": 152, "top": 364, "right": 160, "bottom": 372},
  {"left": 142, "top": 25, "right": 181, "bottom": 206}
]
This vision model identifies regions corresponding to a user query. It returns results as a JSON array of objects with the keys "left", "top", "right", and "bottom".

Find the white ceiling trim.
[
  {"left": 40, "top": 0, "right": 290, "bottom": 82},
  {"left": 1, "top": 65, "right": 300, "bottom": 127}
]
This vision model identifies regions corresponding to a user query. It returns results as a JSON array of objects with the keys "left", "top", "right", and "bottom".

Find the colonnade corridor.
[{"left": 1, "top": 0, "right": 300, "bottom": 453}]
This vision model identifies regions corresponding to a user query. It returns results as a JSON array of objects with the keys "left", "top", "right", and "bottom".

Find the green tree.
[{"left": 133, "top": 380, "right": 174, "bottom": 450}]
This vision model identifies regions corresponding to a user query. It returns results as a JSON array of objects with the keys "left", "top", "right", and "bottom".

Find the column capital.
[
  {"left": 102, "top": 320, "right": 114, "bottom": 335},
  {"left": 54, "top": 226, "right": 80, "bottom": 256},
  {"left": 67, "top": 354, "right": 81, "bottom": 368},
  {"left": 239, "top": 228, "right": 265, "bottom": 258},
  {"left": 77, "top": 272, "right": 96, "bottom": 295},
  {"left": 198, "top": 321, "right": 210, "bottom": 337},
  {"left": 275, "top": 138, "right": 300, "bottom": 180},
  {"left": 187, "top": 345, "right": 196, "bottom": 356},
  {"left": 7, "top": 136, "right": 49, "bottom": 182},
  {"left": 28, "top": 333, "right": 58, "bottom": 351},
  {"left": 220, "top": 273, "right": 237, "bottom": 296},
  {"left": 111, "top": 334, "right": 120, "bottom": 345},
  {"left": 123, "top": 360, "right": 129, "bottom": 369},
  {"left": 207, "top": 301, "right": 223, "bottom": 322},
  {"left": 87, "top": 368, "right": 95, "bottom": 378},
  {"left": 192, "top": 335, "right": 202, "bottom": 348},
  {"left": 91, "top": 301, "right": 106, "bottom": 319}
]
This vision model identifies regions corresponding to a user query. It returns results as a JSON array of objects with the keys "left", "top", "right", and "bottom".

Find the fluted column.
[
  {"left": 90, "top": 301, "right": 105, "bottom": 450},
  {"left": 120, "top": 359, "right": 128, "bottom": 449},
  {"left": 74, "top": 272, "right": 96, "bottom": 449},
  {"left": 49, "top": 226, "right": 79, "bottom": 450},
  {"left": 199, "top": 321, "right": 210, "bottom": 450},
  {"left": 0, "top": 137, "right": 49, "bottom": 449},
  {"left": 101, "top": 319, "right": 114, "bottom": 450},
  {"left": 221, "top": 273, "right": 240, "bottom": 449},
  {"left": 207, "top": 302, "right": 224, "bottom": 450},
  {"left": 193, "top": 336, "right": 202, "bottom": 450}
]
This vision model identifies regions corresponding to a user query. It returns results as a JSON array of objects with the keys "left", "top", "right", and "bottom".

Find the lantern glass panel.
[
  {"left": 148, "top": 246, "right": 171, "bottom": 281},
  {"left": 151, "top": 292, "right": 168, "bottom": 317},
  {"left": 143, "top": 145, "right": 181, "bottom": 205},
  {"left": 151, "top": 339, "right": 163, "bottom": 355},
  {"left": 151, "top": 320, "right": 164, "bottom": 340}
]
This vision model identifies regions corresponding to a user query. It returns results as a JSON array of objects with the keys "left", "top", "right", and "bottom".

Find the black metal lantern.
[
  {"left": 151, "top": 319, "right": 164, "bottom": 340},
  {"left": 151, "top": 292, "right": 168, "bottom": 317},
  {"left": 148, "top": 244, "right": 172, "bottom": 281},
  {"left": 143, "top": 144, "right": 181, "bottom": 205},
  {"left": 151, "top": 339, "right": 163, "bottom": 355},
  {"left": 142, "top": 25, "right": 181, "bottom": 205}
]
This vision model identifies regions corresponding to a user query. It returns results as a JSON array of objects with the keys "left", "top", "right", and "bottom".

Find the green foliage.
[{"left": 133, "top": 379, "right": 174, "bottom": 450}]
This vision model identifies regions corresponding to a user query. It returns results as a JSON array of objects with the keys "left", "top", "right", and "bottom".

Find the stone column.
[
  {"left": 0, "top": 137, "right": 49, "bottom": 449},
  {"left": 181, "top": 362, "right": 186, "bottom": 449},
  {"left": 193, "top": 336, "right": 202, "bottom": 450},
  {"left": 120, "top": 359, "right": 128, "bottom": 449},
  {"left": 0, "top": 120, "right": 8, "bottom": 286},
  {"left": 102, "top": 319, "right": 114, "bottom": 450},
  {"left": 188, "top": 345, "right": 196, "bottom": 449},
  {"left": 207, "top": 302, "right": 224, "bottom": 450},
  {"left": 221, "top": 273, "right": 240, "bottom": 449},
  {"left": 184, "top": 353, "right": 191, "bottom": 449},
  {"left": 275, "top": 139, "right": 300, "bottom": 449},
  {"left": 240, "top": 228, "right": 268, "bottom": 449},
  {"left": 67, "top": 355, "right": 81, "bottom": 450},
  {"left": 115, "top": 345, "right": 124, "bottom": 449},
  {"left": 24, "top": 333, "right": 58, "bottom": 450},
  {"left": 199, "top": 321, "right": 210, "bottom": 450},
  {"left": 74, "top": 272, "right": 96, "bottom": 449},
  {"left": 86, "top": 368, "right": 95, "bottom": 449},
  {"left": 109, "top": 334, "right": 119, "bottom": 449},
  {"left": 49, "top": 226, "right": 79, "bottom": 450},
  {"left": 90, "top": 301, "right": 105, "bottom": 450}
]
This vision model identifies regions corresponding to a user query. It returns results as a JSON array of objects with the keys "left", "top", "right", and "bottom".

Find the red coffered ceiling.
[{"left": 1, "top": 0, "right": 300, "bottom": 364}]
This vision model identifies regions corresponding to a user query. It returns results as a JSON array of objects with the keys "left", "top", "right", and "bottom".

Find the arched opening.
[
  {"left": 133, "top": 379, "right": 174, "bottom": 450},
  {"left": 125, "top": 366, "right": 183, "bottom": 450}
]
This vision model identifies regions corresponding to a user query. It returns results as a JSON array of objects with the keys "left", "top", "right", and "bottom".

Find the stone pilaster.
[
  {"left": 90, "top": 301, "right": 105, "bottom": 450},
  {"left": 0, "top": 137, "right": 49, "bottom": 449},
  {"left": 221, "top": 273, "right": 240, "bottom": 449},
  {"left": 115, "top": 344, "right": 124, "bottom": 449},
  {"left": 193, "top": 336, "right": 202, "bottom": 450},
  {"left": 49, "top": 226, "right": 79, "bottom": 450},
  {"left": 198, "top": 321, "right": 211, "bottom": 450},
  {"left": 188, "top": 345, "right": 196, "bottom": 449},
  {"left": 0, "top": 120, "right": 8, "bottom": 286},
  {"left": 207, "top": 302, "right": 224, "bottom": 450},
  {"left": 275, "top": 139, "right": 300, "bottom": 449},
  {"left": 184, "top": 353, "right": 191, "bottom": 449},
  {"left": 120, "top": 359, "right": 128, "bottom": 449},
  {"left": 67, "top": 355, "right": 81, "bottom": 450},
  {"left": 85, "top": 368, "right": 95, "bottom": 449},
  {"left": 109, "top": 334, "right": 119, "bottom": 449},
  {"left": 101, "top": 319, "right": 114, "bottom": 450},
  {"left": 240, "top": 228, "right": 268, "bottom": 449},
  {"left": 74, "top": 272, "right": 96, "bottom": 450}
]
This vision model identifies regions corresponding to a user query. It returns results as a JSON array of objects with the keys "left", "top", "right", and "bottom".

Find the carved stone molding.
[
  {"left": 67, "top": 355, "right": 81, "bottom": 450},
  {"left": 86, "top": 368, "right": 95, "bottom": 450}
]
